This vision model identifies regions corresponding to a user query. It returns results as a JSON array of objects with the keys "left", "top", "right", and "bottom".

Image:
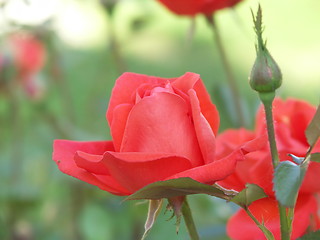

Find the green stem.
[
  {"left": 259, "top": 92, "right": 279, "bottom": 168},
  {"left": 182, "top": 199, "right": 200, "bottom": 240},
  {"left": 259, "top": 92, "right": 291, "bottom": 240},
  {"left": 287, "top": 207, "right": 294, "bottom": 236},
  {"left": 207, "top": 15, "right": 246, "bottom": 127},
  {"left": 104, "top": 4, "right": 126, "bottom": 74},
  {"left": 244, "top": 208, "right": 275, "bottom": 240}
]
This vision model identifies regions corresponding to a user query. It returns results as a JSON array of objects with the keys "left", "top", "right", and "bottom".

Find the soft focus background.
[{"left": 0, "top": 0, "right": 319, "bottom": 239}]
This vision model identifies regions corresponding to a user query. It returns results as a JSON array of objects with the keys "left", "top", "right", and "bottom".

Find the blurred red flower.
[
  {"left": 53, "top": 72, "right": 258, "bottom": 196},
  {"left": 156, "top": 0, "right": 243, "bottom": 16},
  {"left": 217, "top": 98, "right": 320, "bottom": 239},
  {"left": 9, "top": 33, "right": 45, "bottom": 80},
  {"left": 0, "top": 32, "right": 46, "bottom": 99}
]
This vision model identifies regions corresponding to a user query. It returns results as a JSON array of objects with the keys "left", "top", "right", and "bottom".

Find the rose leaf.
[
  {"left": 310, "top": 153, "right": 320, "bottom": 163},
  {"left": 125, "top": 178, "right": 236, "bottom": 201},
  {"left": 273, "top": 160, "right": 308, "bottom": 207},
  {"left": 230, "top": 183, "right": 267, "bottom": 208},
  {"left": 298, "top": 230, "right": 320, "bottom": 240},
  {"left": 305, "top": 105, "right": 320, "bottom": 148}
]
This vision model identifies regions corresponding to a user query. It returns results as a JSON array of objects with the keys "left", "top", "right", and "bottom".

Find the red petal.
[
  {"left": 172, "top": 72, "right": 219, "bottom": 135},
  {"left": 120, "top": 92, "right": 203, "bottom": 166},
  {"left": 227, "top": 195, "right": 318, "bottom": 240},
  {"left": 106, "top": 72, "right": 167, "bottom": 125},
  {"left": 75, "top": 151, "right": 110, "bottom": 175},
  {"left": 157, "top": 0, "right": 204, "bottom": 16},
  {"left": 189, "top": 89, "right": 216, "bottom": 164},
  {"left": 101, "top": 152, "right": 192, "bottom": 192},
  {"left": 256, "top": 98, "right": 316, "bottom": 147},
  {"left": 193, "top": 80, "right": 220, "bottom": 135},
  {"left": 216, "top": 128, "right": 256, "bottom": 159},
  {"left": 217, "top": 132, "right": 272, "bottom": 193},
  {"left": 110, "top": 103, "right": 133, "bottom": 152},
  {"left": 53, "top": 140, "right": 129, "bottom": 195},
  {"left": 171, "top": 72, "right": 201, "bottom": 93},
  {"left": 300, "top": 161, "right": 320, "bottom": 193},
  {"left": 167, "top": 148, "right": 244, "bottom": 184}
]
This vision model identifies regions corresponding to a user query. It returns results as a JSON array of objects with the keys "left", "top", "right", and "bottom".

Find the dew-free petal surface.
[
  {"left": 120, "top": 92, "right": 203, "bottom": 166},
  {"left": 102, "top": 151, "right": 192, "bottom": 193},
  {"left": 53, "top": 140, "right": 129, "bottom": 195}
]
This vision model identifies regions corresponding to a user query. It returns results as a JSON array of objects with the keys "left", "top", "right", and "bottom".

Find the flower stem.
[
  {"left": 207, "top": 15, "right": 246, "bottom": 127},
  {"left": 259, "top": 92, "right": 279, "bottom": 168},
  {"left": 182, "top": 199, "right": 200, "bottom": 240},
  {"left": 259, "top": 92, "right": 291, "bottom": 240},
  {"left": 244, "top": 208, "right": 275, "bottom": 240}
]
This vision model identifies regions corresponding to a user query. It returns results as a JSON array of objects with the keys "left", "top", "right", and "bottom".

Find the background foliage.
[{"left": 1, "top": 0, "right": 319, "bottom": 239}]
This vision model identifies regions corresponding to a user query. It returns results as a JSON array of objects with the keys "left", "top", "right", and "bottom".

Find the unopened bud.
[{"left": 249, "top": 6, "right": 282, "bottom": 94}]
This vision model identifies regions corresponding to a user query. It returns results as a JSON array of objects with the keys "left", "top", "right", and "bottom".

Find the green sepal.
[
  {"left": 230, "top": 183, "right": 267, "bottom": 208},
  {"left": 141, "top": 199, "right": 163, "bottom": 240}
]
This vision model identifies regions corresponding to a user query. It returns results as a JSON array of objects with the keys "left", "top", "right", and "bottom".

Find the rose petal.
[
  {"left": 217, "top": 133, "right": 271, "bottom": 193},
  {"left": 193, "top": 80, "right": 220, "bottom": 135},
  {"left": 216, "top": 128, "right": 255, "bottom": 159},
  {"left": 227, "top": 194, "right": 318, "bottom": 240},
  {"left": 74, "top": 151, "right": 131, "bottom": 195},
  {"left": 171, "top": 72, "right": 201, "bottom": 93},
  {"left": 110, "top": 103, "right": 133, "bottom": 152},
  {"left": 300, "top": 161, "right": 320, "bottom": 193},
  {"left": 167, "top": 148, "right": 244, "bottom": 184},
  {"left": 157, "top": 0, "right": 204, "bottom": 16},
  {"left": 120, "top": 92, "right": 203, "bottom": 166},
  {"left": 256, "top": 98, "right": 316, "bottom": 147},
  {"left": 53, "top": 140, "right": 129, "bottom": 195},
  {"left": 106, "top": 72, "right": 167, "bottom": 125},
  {"left": 75, "top": 151, "right": 110, "bottom": 175},
  {"left": 188, "top": 89, "right": 216, "bottom": 164},
  {"left": 172, "top": 72, "right": 219, "bottom": 135},
  {"left": 101, "top": 152, "right": 192, "bottom": 193},
  {"left": 157, "top": 0, "right": 241, "bottom": 16}
]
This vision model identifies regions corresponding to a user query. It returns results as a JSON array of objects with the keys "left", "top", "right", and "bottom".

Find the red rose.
[
  {"left": 9, "top": 32, "right": 45, "bottom": 78},
  {"left": 156, "top": 0, "right": 243, "bottom": 16},
  {"left": 53, "top": 72, "right": 252, "bottom": 196},
  {"left": 227, "top": 195, "right": 319, "bottom": 240},
  {"left": 217, "top": 98, "right": 320, "bottom": 239},
  {"left": 1, "top": 32, "right": 46, "bottom": 99}
]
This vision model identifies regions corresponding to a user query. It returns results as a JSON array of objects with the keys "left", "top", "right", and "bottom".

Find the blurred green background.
[{"left": 0, "top": 0, "right": 319, "bottom": 239}]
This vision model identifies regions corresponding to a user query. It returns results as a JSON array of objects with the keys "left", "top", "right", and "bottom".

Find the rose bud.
[
  {"left": 249, "top": 6, "right": 282, "bottom": 95},
  {"left": 249, "top": 43, "right": 282, "bottom": 94}
]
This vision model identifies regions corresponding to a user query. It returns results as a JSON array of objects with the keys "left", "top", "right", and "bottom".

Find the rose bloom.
[
  {"left": 217, "top": 98, "right": 320, "bottom": 240},
  {"left": 1, "top": 32, "right": 46, "bottom": 99},
  {"left": 156, "top": 0, "right": 243, "bottom": 16},
  {"left": 9, "top": 32, "right": 45, "bottom": 79},
  {"left": 53, "top": 72, "right": 259, "bottom": 196}
]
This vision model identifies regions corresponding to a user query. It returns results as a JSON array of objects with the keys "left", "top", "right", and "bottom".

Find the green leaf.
[
  {"left": 298, "top": 230, "right": 320, "bottom": 240},
  {"left": 256, "top": 221, "right": 275, "bottom": 240},
  {"left": 310, "top": 153, "right": 320, "bottom": 163},
  {"left": 125, "top": 178, "right": 236, "bottom": 201},
  {"left": 305, "top": 105, "right": 320, "bottom": 148},
  {"left": 141, "top": 199, "right": 163, "bottom": 240},
  {"left": 230, "top": 184, "right": 267, "bottom": 208},
  {"left": 273, "top": 160, "right": 308, "bottom": 207}
]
